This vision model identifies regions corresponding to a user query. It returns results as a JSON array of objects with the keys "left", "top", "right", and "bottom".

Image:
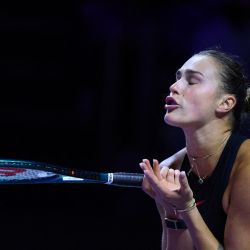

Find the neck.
[
  {"left": 184, "top": 125, "right": 232, "bottom": 182},
  {"left": 184, "top": 126, "right": 232, "bottom": 158}
]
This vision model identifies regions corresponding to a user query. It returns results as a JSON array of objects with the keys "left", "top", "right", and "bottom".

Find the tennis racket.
[{"left": 0, "top": 159, "right": 144, "bottom": 188}]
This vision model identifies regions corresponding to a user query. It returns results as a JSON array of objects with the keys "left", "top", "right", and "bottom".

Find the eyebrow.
[{"left": 176, "top": 69, "right": 204, "bottom": 78}]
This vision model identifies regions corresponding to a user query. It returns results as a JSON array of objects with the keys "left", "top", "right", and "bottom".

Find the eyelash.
[{"left": 175, "top": 76, "right": 198, "bottom": 85}]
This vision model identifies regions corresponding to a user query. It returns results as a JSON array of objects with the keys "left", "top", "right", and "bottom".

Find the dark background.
[{"left": 1, "top": 0, "right": 250, "bottom": 249}]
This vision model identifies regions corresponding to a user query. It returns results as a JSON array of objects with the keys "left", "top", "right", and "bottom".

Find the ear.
[{"left": 216, "top": 95, "right": 237, "bottom": 114}]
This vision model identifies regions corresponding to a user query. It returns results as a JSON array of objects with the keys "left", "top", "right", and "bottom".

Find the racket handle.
[{"left": 110, "top": 172, "right": 144, "bottom": 188}]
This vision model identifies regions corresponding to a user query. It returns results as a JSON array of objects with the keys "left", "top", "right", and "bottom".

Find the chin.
[
  {"left": 164, "top": 114, "right": 182, "bottom": 127},
  {"left": 164, "top": 113, "right": 190, "bottom": 128}
]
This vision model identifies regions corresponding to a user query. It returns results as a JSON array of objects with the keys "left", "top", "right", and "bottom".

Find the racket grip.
[{"left": 111, "top": 172, "right": 144, "bottom": 188}]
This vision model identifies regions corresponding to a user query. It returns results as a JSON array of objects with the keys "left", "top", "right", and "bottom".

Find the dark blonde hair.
[{"left": 196, "top": 49, "right": 250, "bottom": 131}]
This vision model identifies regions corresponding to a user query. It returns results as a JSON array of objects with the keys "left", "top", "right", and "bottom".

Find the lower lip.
[{"left": 164, "top": 105, "right": 180, "bottom": 112}]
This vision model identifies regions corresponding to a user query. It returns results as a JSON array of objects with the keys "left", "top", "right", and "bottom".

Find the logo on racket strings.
[
  {"left": 0, "top": 167, "right": 26, "bottom": 176},
  {"left": 0, "top": 167, "right": 57, "bottom": 182}
]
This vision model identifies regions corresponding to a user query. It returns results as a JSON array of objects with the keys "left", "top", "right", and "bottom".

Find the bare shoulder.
[
  {"left": 224, "top": 139, "right": 250, "bottom": 248},
  {"left": 236, "top": 138, "right": 250, "bottom": 163},
  {"left": 230, "top": 138, "right": 250, "bottom": 193},
  {"left": 230, "top": 139, "right": 250, "bottom": 180},
  {"left": 159, "top": 148, "right": 187, "bottom": 169}
]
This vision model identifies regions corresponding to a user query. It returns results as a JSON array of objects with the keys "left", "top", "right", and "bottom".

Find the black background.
[{"left": 1, "top": 0, "right": 250, "bottom": 249}]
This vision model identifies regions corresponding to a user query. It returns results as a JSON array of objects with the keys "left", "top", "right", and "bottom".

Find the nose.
[{"left": 169, "top": 80, "right": 180, "bottom": 95}]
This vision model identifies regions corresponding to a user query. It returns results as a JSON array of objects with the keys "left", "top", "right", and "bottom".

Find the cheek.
[
  {"left": 184, "top": 91, "right": 217, "bottom": 114},
  {"left": 183, "top": 92, "right": 201, "bottom": 110},
  {"left": 186, "top": 91, "right": 217, "bottom": 117}
]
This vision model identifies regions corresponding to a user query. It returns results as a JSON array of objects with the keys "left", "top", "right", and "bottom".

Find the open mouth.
[
  {"left": 165, "top": 96, "right": 180, "bottom": 113},
  {"left": 165, "top": 96, "right": 178, "bottom": 106}
]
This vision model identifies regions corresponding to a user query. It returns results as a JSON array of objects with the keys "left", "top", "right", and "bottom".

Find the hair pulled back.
[{"left": 197, "top": 49, "right": 250, "bottom": 131}]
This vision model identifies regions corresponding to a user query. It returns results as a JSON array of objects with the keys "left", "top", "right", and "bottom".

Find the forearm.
[
  {"left": 160, "top": 205, "right": 222, "bottom": 250},
  {"left": 161, "top": 222, "right": 194, "bottom": 250},
  {"left": 161, "top": 221, "right": 167, "bottom": 250},
  {"left": 157, "top": 206, "right": 194, "bottom": 250},
  {"left": 158, "top": 214, "right": 194, "bottom": 250},
  {"left": 180, "top": 207, "right": 221, "bottom": 250}
]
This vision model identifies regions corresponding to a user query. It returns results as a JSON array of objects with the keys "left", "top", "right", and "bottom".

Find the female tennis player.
[{"left": 140, "top": 49, "right": 250, "bottom": 249}]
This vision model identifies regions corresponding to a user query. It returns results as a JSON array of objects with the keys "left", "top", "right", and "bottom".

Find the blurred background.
[{"left": 1, "top": 0, "right": 250, "bottom": 249}]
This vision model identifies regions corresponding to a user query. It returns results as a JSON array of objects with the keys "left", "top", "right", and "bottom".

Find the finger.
[
  {"left": 160, "top": 166, "right": 169, "bottom": 179},
  {"left": 142, "top": 159, "right": 151, "bottom": 169},
  {"left": 141, "top": 160, "right": 160, "bottom": 185},
  {"left": 166, "top": 168, "right": 175, "bottom": 183},
  {"left": 139, "top": 162, "right": 157, "bottom": 199},
  {"left": 140, "top": 159, "right": 153, "bottom": 175},
  {"left": 142, "top": 159, "right": 155, "bottom": 174},
  {"left": 143, "top": 167, "right": 171, "bottom": 200},
  {"left": 174, "top": 169, "right": 181, "bottom": 187},
  {"left": 143, "top": 168, "right": 159, "bottom": 186},
  {"left": 142, "top": 159, "right": 163, "bottom": 182},
  {"left": 139, "top": 162, "right": 146, "bottom": 171},
  {"left": 179, "top": 171, "right": 190, "bottom": 191},
  {"left": 142, "top": 161, "right": 173, "bottom": 201},
  {"left": 153, "top": 159, "right": 162, "bottom": 180}
]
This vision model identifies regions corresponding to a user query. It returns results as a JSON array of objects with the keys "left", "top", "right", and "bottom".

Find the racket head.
[
  {"left": 0, "top": 159, "right": 107, "bottom": 184},
  {"left": 0, "top": 159, "right": 70, "bottom": 184},
  {"left": 0, "top": 159, "right": 143, "bottom": 187}
]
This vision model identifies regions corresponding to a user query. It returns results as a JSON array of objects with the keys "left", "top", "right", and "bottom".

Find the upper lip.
[{"left": 165, "top": 96, "right": 179, "bottom": 105}]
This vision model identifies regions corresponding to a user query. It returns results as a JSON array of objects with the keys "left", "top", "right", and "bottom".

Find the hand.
[
  {"left": 140, "top": 159, "right": 194, "bottom": 211},
  {"left": 140, "top": 159, "right": 175, "bottom": 218}
]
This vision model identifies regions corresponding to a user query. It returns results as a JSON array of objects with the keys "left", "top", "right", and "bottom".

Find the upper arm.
[
  {"left": 224, "top": 141, "right": 250, "bottom": 249},
  {"left": 159, "top": 148, "right": 186, "bottom": 169}
]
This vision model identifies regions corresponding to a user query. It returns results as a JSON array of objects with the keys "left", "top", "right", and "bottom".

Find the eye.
[
  {"left": 188, "top": 81, "right": 197, "bottom": 85},
  {"left": 187, "top": 77, "right": 198, "bottom": 85}
]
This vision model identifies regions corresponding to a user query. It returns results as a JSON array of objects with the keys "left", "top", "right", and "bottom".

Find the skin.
[{"left": 140, "top": 54, "right": 250, "bottom": 249}]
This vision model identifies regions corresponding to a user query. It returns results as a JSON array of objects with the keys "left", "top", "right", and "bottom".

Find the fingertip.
[
  {"left": 153, "top": 159, "right": 160, "bottom": 168},
  {"left": 159, "top": 166, "right": 169, "bottom": 178},
  {"left": 160, "top": 165, "right": 169, "bottom": 171},
  {"left": 180, "top": 171, "right": 186, "bottom": 177},
  {"left": 168, "top": 168, "right": 174, "bottom": 173},
  {"left": 174, "top": 169, "right": 180, "bottom": 175},
  {"left": 179, "top": 171, "right": 187, "bottom": 183}
]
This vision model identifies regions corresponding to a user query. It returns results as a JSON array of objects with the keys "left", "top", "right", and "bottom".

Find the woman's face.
[{"left": 164, "top": 55, "right": 224, "bottom": 129}]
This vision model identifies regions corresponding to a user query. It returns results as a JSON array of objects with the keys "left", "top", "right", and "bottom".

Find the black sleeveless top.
[{"left": 180, "top": 133, "right": 248, "bottom": 245}]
